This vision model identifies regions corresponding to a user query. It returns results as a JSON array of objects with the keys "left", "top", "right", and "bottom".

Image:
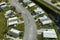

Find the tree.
[
  {"left": 18, "top": 0, "right": 23, "bottom": 3},
  {"left": 10, "top": 6, "right": 16, "bottom": 11},
  {"left": 51, "top": 0, "right": 57, "bottom": 3},
  {"left": 4, "top": 0, "right": 8, "bottom": 2}
]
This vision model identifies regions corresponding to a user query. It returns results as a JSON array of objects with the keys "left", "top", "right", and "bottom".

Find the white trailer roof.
[
  {"left": 1, "top": 5, "right": 7, "bottom": 8},
  {"left": 39, "top": 15, "right": 52, "bottom": 25},
  {"left": 8, "top": 21, "right": 19, "bottom": 26},
  {"left": 5, "top": 10, "right": 13, "bottom": 16},
  {"left": 8, "top": 17, "right": 18, "bottom": 21},
  {"left": 42, "top": 20, "right": 52, "bottom": 25},
  {"left": 7, "top": 17, "right": 19, "bottom": 26},
  {"left": 0, "top": 2, "right": 6, "bottom": 5},
  {"left": 28, "top": 3, "right": 36, "bottom": 7},
  {"left": 10, "top": 28, "right": 20, "bottom": 34},
  {"left": 43, "top": 29, "right": 57, "bottom": 38},
  {"left": 23, "top": 0, "right": 30, "bottom": 3},
  {"left": 34, "top": 7, "right": 45, "bottom": 14},
  {"left": 39, "top": 15, "right": 48, "bottom": 20}
]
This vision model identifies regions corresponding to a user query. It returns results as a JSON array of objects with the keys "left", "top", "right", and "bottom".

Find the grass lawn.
[
  {"left": 12, "top": 23, "right": 24, "bottom": 31},
  {"left": 37, "top": 35, "right": 43, "bottom": 40},
  {"left": 15, "top": 13, "right": 24, "bottom": 21},
  {"left": 0, "top": 11, "right": 7, "bottom": 39}
]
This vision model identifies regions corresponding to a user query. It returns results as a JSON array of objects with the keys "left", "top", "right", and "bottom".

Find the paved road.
[
  {"left": 44, "top": 0, "right": 60, "bottom": 10},
  {"left": 9, "top": 0, "right": 37, "bottom": 40}
]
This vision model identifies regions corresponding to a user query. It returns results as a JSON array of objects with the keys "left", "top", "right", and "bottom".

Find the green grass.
[
  {"left": 15, "top": 13, "right": 24, "bottom": 21},
  {"left": 37, "top": 35, "right": 43, "bottom": 40},
  {"left": 0, "top": 11, "right": 7, "bottom": 39},
  {"left": 14, "top": 23, "right": 24, "bottom": 31},
  {"left": 51, "top": 0, "right": 57, "bottom": 3}
]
